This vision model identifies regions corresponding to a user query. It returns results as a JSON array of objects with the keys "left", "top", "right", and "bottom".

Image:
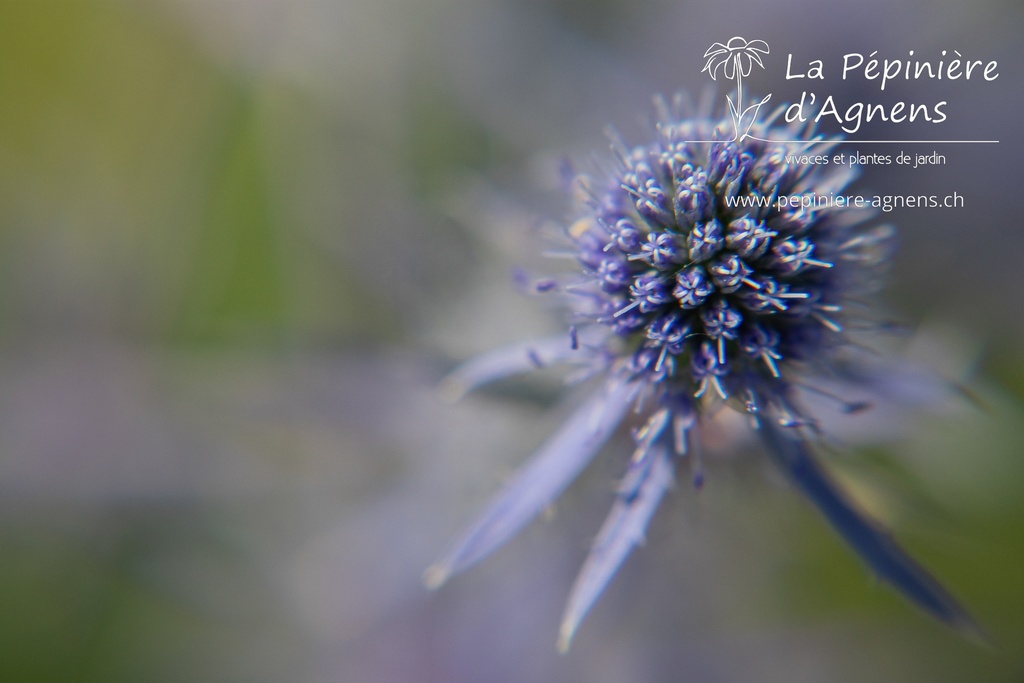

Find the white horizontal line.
[{"left": 775, "top": 139, "right": 999, "bottom": 144}]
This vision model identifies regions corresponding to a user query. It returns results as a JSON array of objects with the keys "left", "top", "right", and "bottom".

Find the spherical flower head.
[
  {"left": 428, "top": 95, "right": 977, "bottom": 651},
  {"left": 573, "top": 103, "right": 882, "bottom": 403}
]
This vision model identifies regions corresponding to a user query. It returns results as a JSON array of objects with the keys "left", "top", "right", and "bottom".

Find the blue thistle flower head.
[
  {"left": 572, "top": 105, "right": 866, "bottom": 402},
  {"left": 428, "top": 94, "right": 978, "bottom": 651}
]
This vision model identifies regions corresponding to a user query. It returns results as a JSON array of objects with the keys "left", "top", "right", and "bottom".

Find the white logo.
[{"left": 703, "top": 37, "right": 772, "bottom": 141}]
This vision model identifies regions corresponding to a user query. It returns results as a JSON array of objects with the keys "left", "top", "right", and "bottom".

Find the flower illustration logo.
[
  {"left": 702, "top": 36, "right": 769, "bottom": 80},
  {"left": 702, "top": 37, "right": 771, "bottom": 141}
]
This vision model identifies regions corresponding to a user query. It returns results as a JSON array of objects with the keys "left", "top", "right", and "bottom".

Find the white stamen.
[
  {"left": 655, "top": 344, "right": 669, "bottom": 372},
  {"left": 813, "top": 312, "right": 843, "bottom": 332},
  {"left": 613, "top": 300, "right": 641, "bottom": 318}
]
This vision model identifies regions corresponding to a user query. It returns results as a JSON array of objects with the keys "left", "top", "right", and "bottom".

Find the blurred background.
[{"left": 0, "top": 0, "right": 1021, "bottom": 681}]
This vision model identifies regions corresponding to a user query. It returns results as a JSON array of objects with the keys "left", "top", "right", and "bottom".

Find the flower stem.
[
  {"left": 731, "top": 56, "right": 744, "bottom": 140},
  {"left": 736, "top": 68, "right": 743, "bottom": 117}
]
